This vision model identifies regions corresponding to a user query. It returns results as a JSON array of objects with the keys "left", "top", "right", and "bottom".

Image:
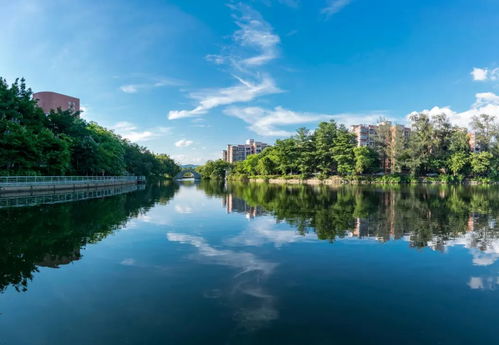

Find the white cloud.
[
  {"left": 175, "top": 139, "right": 194, "bottom": 147},
  {"left": 168, "top": 75, "right": 281, "bottom": 119},
  {"left": 120, "top": 78, "right": 181, "bottom": 94},
  {"left": 471, "top": 67, "right": 499, "bottom": 81},
  {"left": 321, "top": 0, "right": 352, "bottom": 18},
  {"left": 168, "top": 4, "right": 281, "bottom": 120},
  {"left": 171, "top": 154, "right": 215, "bottom": 165},
  {"left": 407, "top": 92, "right": 499, "bottom": 128},
  {"left": 120, "top": 85, "right": 138, "bottom": 93},
  {"left": 231, "top": 4, "right": 280, "bottom": 67},
  {"left": 111, "top": 121, "right": 172, "bottom": 142},
  {"left": 224, "top": 105, "right": 386, "bottom": 136}
]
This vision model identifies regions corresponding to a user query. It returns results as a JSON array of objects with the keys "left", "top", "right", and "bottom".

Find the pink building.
[{"left": 33, "top": 91, "right": 80, "bottom": 114}]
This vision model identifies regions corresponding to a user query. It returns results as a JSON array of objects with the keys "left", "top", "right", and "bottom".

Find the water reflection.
[
  {"left": 166, "top": 232, "right": 278, "bottom": 330},
  {"left": 2, "top": 180, "right": 499, "bottom": 297},
  {"left": 220, "top": 183, "right": 499, "bottom": 266},
  {"left": 0, "top": 183, "right": 177, "bottom": 293}
]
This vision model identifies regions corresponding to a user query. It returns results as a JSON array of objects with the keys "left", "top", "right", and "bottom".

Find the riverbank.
[
  {"left": 0, "top": 176, "right": 145, "bottom": 194},
  {"left": 226, "top": 175, "right": 498, "bottom": 185}
]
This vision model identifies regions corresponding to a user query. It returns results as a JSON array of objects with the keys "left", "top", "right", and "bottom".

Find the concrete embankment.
[{"left": 0, "top": 180, "right": 139, "bottom": 195}]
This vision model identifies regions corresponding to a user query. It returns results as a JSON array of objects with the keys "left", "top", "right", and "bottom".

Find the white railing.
[
  {"left": 0, "top": 184, "right": 146, "bottom": 208},
  {"left": 0, "top": 176, "right": 145, "bottom": 187}
]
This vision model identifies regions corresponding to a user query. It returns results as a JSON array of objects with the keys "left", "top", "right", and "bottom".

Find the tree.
[
  {"left": 294, "top": 127, "right": 316, "bottom": 175},
  {"left": 273, "top": 138, "right": 299, "bottom": 175},
  {"left": 406, "top": 113, "right": 434, "bottom": 175},
  {"left": 331, "top": 127, "right": 355, "bottom": 176},
  {"left": 1, "top": 77, "right": 180, "bottom": 177},
  {"left": 470, "top": 152, "right": 493, "bottom": 176},
  {"left": 470, "top": 114, "right": 498, "bottom": 152},
  {"left": 448, "top": 152, "right": 469, "bottom": 176},
  {"left": 314, "top": 121, "right": 338, "bottom": 175},
  {"left": 197, "top": 160, "right": 232, "bottom": 179},
  {"left": 354, "top": 146, "right": 378, "bottom": 175}
]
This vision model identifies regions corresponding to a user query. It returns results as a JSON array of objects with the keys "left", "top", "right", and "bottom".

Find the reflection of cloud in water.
[
  {"left": 445, "top": 232, "right": 499, "bottom": 266},
  {"left": 166, "top": 232, "right": 278, "bottom": 330},
  {"left": 121, "top": 258, "right": 136, "bottom": 266},
  {"left": 227, "top": 217, "right": 316, "bottom": 248},
  {"left": 468, "top": 276, "right": 499, "bottom": 290},
  {"left": 174, "top": 205, "right": 193, "bottom": 214}
]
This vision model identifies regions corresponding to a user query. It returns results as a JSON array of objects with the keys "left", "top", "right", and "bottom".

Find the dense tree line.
[
  {"left": 198, "top": 114, "right": 499, "bottom": 181},
  {"left": 0, "top": 78, "right": 180, "bottom": 177}
]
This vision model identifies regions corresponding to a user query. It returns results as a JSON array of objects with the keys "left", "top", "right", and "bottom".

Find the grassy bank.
[{"left": 226, "top": 174, "right": 498, "bottom": 185}]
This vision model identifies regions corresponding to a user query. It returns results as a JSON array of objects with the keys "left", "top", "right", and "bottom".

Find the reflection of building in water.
[
  {"left": 224, "top": 194, "right": 264, "bottom": 219},
  {"left": 37, "top": 248, "right": 81, "bottom": 268}
]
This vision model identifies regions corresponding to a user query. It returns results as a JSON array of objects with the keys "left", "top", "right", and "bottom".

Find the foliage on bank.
[
  {"left": 0, "top": 78, "right": 181, "bottom": 177},
  {"left": 197, "top": 113, "right": 499, "bottom": 183}
]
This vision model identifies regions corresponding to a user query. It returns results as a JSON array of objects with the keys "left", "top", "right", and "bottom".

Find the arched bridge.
[{"left": 174, "top": 168, "right": 201, "bottom": 180}]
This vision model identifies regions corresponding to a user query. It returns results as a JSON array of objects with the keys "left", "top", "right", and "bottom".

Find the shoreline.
[{"left": 225, "top": 176, "right": 498, "bottom": 185}]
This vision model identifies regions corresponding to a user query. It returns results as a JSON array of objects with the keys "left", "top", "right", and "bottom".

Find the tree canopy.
[{"left": 0, "top": 78, "right": 180, "bottom": 177}]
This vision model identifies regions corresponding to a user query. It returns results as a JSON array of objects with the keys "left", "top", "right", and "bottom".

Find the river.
[{"left": 1, "top": 181, "right": 498, "bottom": 345}]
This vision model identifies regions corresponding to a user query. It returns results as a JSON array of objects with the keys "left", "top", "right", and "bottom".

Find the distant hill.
[{"left": 181, "top": 164, "right": 199, "bottom": 169}]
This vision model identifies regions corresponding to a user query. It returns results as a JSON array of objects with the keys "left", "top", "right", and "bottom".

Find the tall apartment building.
[
  {"left": 350, "top": 124, "right": 378, "bottom": 147},
  {"left": 468, "top": 132, "right": 481, "bottom": 152},
  {"left": 33, "top": 91, "right": 80, "bottom": 114},
  {"left": 222, "top": 139, "right": 270, "bottom": 163},
  {"left": 349, "top": 121, "right": 411, "bottom": 148}
]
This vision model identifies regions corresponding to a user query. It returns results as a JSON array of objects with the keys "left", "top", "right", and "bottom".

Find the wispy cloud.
[
  {"left": 471, "top": 67, "right": 499, "bottom": 81},
  {"left": 111, "top": 121, "right": 172, "bottom": 142},
  {"left": 407, "top": 92, "right": 499, "bottom": 128},
  {"left": 321, "top": 0, "right": 352, "bottom": 19},
  {"left": 168, "top": 75, "right": 281, "bottom": 119},
  {"left": 224, "top": 105, "right": 386, "bottom": 136},
  {"left": 278, "top": 0, "right": 300, "bottom": 8},
  {"left": 175, "top": 139, "right": 194, "bottom": 147},
  {"left": 168, "top": 3, "right": 281, "bottom": 120},
  {"left": 120, "top": 77, "right": 182, "bottom": 94}
]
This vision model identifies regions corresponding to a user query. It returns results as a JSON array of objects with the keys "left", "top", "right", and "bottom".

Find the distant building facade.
[
  {"left": 350, "top": 124, "right": 378, "bottom": 147},
  {"left": 222, "top": 139, "right": 270, "bottom": 163},
  {"left": 33, "top": 91, "right": 80, "bottom": 114},
  {"left": 468, "top": 132, "right": 481, "bottom": 152},
  {"left": 349, "top": 121, "right": 411, "bottom": 148}
]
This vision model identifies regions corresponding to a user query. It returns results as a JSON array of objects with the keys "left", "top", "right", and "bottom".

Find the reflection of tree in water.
[
  {"left": 0, "top": 183, "right": 178, "bottom": 293},
  {"left": 208, "top": 182, "right": 499, "bottom": 255}
]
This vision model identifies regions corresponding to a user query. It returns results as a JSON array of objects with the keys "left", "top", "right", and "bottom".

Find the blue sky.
[{"left": 1, "top": 0, "right": 498, "bottom": 164}]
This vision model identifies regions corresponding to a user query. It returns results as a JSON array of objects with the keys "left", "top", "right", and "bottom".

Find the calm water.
[{"left": 1, "top": 182, "right": 499, "bottom": 345}]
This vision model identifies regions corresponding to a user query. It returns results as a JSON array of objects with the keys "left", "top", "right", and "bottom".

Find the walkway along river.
[{"left": 0, "top": 175, "right": 145, "bottom": 194}]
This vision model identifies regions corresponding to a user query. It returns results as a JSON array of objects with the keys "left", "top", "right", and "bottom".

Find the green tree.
[
  {"left": 470, "top": 151, "right": 493, "bottom": 176},
  {"left": 448, "top": 152, "right": 469, "bottom": 176},
  {"left": 470, "top": 114, "right": 498, "bottom": 152},
  {"left": 332, "top": 128, "right": 355, "bottom": 175},
  {"left": 314, "top": 121, "right": 338, "bottom": 175},
  {"left": 406, "top": 113, "right": 434, "bottom": 175},
  {"left": 354, "top": 146, "right": 378, "bottom": 175}
]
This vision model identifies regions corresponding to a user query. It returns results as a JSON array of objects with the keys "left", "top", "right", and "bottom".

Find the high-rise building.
[
  {"left": 350, "top": 124, "right": 378, "bottom": 147},
  {"left": 349, "top": 122, "right": 411, "bottom": 148},
  {"left": 33, "top": 91, "right": 80, "bottom": 114},
  {"left": 222, "top": 139, "right": 270, "bottom": 163},
  {"left": 468, "top": 132, "right": 481, "bottom": 152}
]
